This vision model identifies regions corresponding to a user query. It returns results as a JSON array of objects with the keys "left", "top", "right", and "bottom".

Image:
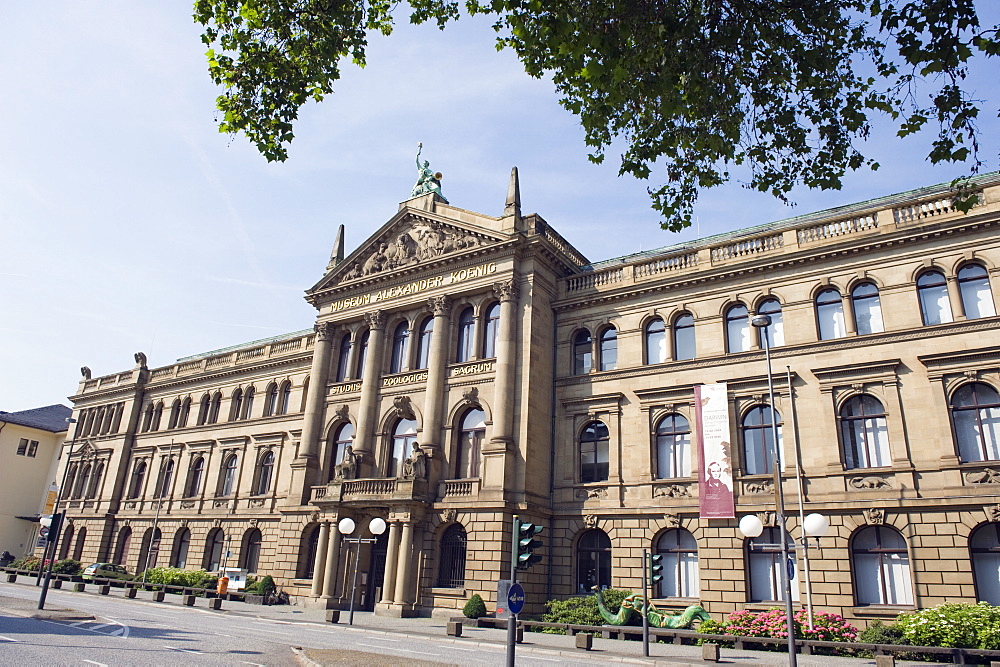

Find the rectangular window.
[
  {"left": 16, "top": 438, "right": 28, "bottom": 456},
  {"left": 28, "top": 440, "right": 39, "bottom": 457}
]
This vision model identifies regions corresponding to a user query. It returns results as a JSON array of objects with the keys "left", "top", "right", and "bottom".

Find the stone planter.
[{"left": 244, "top": 594, "right": 265, "bottom": 605}]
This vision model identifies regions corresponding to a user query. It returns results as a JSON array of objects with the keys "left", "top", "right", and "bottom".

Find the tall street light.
[
  {"left": 38, "top": 417, "right": 78, "bottom": 610},
  {"left": 338, "top": 516, "right": 387, "bottom": 625}
]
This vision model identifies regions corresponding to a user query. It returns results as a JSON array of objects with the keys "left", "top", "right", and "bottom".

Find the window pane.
[
  {"left": 416, "top": 318, "right": 433, "bottom": 369},
  {"left": 817, "top": 290, "right": 846, "bottom": 340},
  {"left": 918, "top": 271, "right": 953, "bottom": 325},
  {"left": 726, "top": 306, "right": 750, "bottom": 352},
  {"left": 758, "top": 299, "right": 784, "bottom": 347},
  {"left": 674, "top": 314, "right": 695, "bottom": 361},
  {"left": 599, "top": 328, "right": 617, "bottom": 371},
  {"left": 390, "top": 323, "right": 409, "bottom": 373},
  {"left": 959, "top": 265, "right": 996, "bottom": 319},
  {"left": 482, "top": 303, "right": 500, "bottom": 359},
  {"left": 355, "top": 331, "right": 369, "bottom": 378},
  {"left": 646, "top": 319, "right": 666, "bottom": 364},
  {"left": 457, "top": 309, "right": 475, "bottom": 363},
  {"left": 574, "top": 331, "right": 592, "bottom": 375},
  {"left": 336, "top": 335, "right": 352, "bottom": 382}
]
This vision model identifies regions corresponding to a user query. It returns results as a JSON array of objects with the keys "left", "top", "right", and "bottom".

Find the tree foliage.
[{"left": 193, "top": 0, "right": 999, "bottom": 230}]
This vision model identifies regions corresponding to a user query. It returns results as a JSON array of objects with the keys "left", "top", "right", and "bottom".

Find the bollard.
[
  {"left": 152, "top": 591, "right": 165, "bottom": 602},
  {"left": 5, "top": 574, "right": 15, "bottom": 583},
  {"left": 325, "top": 610, "right": 340, "bottom": 624},
  {"left": 208, "top": 598, "right": 223, "bottom": 610},
  {"left": 515, "top": 625, "right": 523, "bottom": 644},
  {"left": 576, "top": 633, "right": 593, "bottom": 651},
  {"left": 99, "top": 585, "right": 110, "bottom": 596},
  {"left": 183, "top": 595, "right": 195, "bottom": 606},
  {"left": 875, "top": 656, "right": 895, "bottom": 667},
  {"left": 126, "top": 587, "right": 137, "bottom": 598},
  {"left": 446, "top": 621, "right": 462, "bottom": 637},
  {"left": 701, "top": 643, "right": 720, "bottom": 662},
  {"left": 73, "top": 583, "right": 85, "bottom": 592},
  {"left": 52, "top": 580, "right": 62, "bottom": 589}
]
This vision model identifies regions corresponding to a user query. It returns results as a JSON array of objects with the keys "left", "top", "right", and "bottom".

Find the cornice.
[
  {"left": 918, "top": 345, "right": 1000, "bottom": 370},
  {"left": 143, "top": 353, "right": 313, "bottom": 393},
  {"left": 813, "top": 359, "right": 902, "bottom": 383}
]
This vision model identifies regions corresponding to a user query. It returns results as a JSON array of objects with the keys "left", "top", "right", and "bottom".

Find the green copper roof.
[{"left": 176, "top": 329, "right": 313, "bottom": 363}]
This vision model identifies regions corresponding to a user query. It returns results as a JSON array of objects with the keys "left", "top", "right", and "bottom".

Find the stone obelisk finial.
[
  {"left": 326, "top": 224, "right": 345, "bottom": 271},
  {"left": 504, "top": 166, "right": 521, "bottom": 218}
]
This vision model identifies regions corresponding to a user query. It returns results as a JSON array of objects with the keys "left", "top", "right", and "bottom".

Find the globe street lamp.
[
  {"left": 38, "top": 417, "right": 78, "bottom": 610},
  {"left": 339, "top": 516, "right": 387, "bottom": 625}
]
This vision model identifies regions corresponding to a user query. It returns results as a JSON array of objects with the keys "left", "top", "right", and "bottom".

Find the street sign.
[
  {"left": 786, "top": 557, "right": 796, "bottom": 582},
  {"left": 507, "top": 582, "right": 525, "bottom": 615}
]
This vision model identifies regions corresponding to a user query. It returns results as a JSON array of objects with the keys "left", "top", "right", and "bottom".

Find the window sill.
[
  {"left": 429, "top": 587, "right": 466, "bottom": 597},
  {"left": 852, "top": 605, "right": 915, "bottom": 617}
]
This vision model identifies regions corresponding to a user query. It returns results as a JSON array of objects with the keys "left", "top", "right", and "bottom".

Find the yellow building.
[{"left": 55, "top": 171, "right": 1000, "bottom": 622}]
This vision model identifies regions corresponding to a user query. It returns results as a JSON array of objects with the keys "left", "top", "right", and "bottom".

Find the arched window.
[
  {"left": 970, "top": 524, "right": 1000, "bottom": 604},
  {"left": 482, "top": 303, "right": 500, "bottom": 359},
  {"left": 852, "top": 526, "right": 913, "bottom": 606},
  {"left": 73, "top": 527, "right": 87, "bottom": 562},
  {"left": 127, "top": 460, "right": 147, "bottom": 499},
  {"left": 155, "top": 458, "right": 175, "bottom": 498},
  {"left": 580, "top": 421, "right": 610, "bottom": 483},
  {"left": 852, "top": 282, "right": 884, "bottom": 334},
  {"left": 299, "top": 525, "right": 320, "bottom": 578},
  {"left": 657, "top": 529, "right": 698, "bottom": 598},
  {"left": 209, "top": 392, "right": 222, "bottom": 424},
  {"left": 241, "top": 528, "right": 263, "bottom": 573},
  {"left": 645, "top": 318, "right": 666, "bottom": 364},
  {"left": 840, "top": 395, "right": 891, "bottom": 469},
  {"left": 168, "top": 399, "right": 181, "bottom": 429},
  {"left": 204, "top": 528, "right": 226, "bottom": 572},
  {"left": 329, "top": 422, "right": 355, "bottom": 480},
  {"left": 186, "top": 456, "right": 205, "bottom": 497},
  {"left": 264, "top": 383, "right": 279, "bottom": 417},
  {"left": 101, "top": 407, "right": 114, "bottom": 434},
  {"left": 178, "top": 398, "right": 191, "bottom": 427},
  {"left": 137, "top": 527, "right": 162, "bottom": 572},
  {"left": 59, "top": 524, "right": 74, "bottom": 559},
  {"left": 336, "top": 333, "right": 352, "bottom": 382},
  {"left": 198, "top": 394, "right": 211, "bottom": 425},
  {"left": 673, "top": 313, "right": 695, "bottom": 361},
  {"left": 816, "top": 289, "right": 846, "bottom": 340},
  {"left": 951, "top": 382, "right": 1000, "bottom": 462},
  {"left": 757, "top": 299, "right": 784, "bottom": 347},
  {"left": 437, "top": 524, "right": 468, "bottom": 588},
  {"left": 599, "top": 327, "right": 617, "bottom": 371},
  {"left": 355, "top": 332, "right": 370, "bottom": 379},
  {"left": 220, "top": 454, "right": 239, "bottom": 496},
  {"left": 456, "top": 409, "right": 486, "bottom": 479},
  {"left": 742, "top": 405, "right": 782, "bottom": 475},
  {"left": 88, "top": 462, "right": 104, "bottom": 499},
  {"left": 242, "top": 386, "right": 255, "bottom": 419},
  {"left": 725, "top": 304, "right": 750, "bottom": 353},
  {"left": 958, "top": 264, "right": 996, "bottom": 319},
  {"left": 141, "top": 403, "right": 154, "bottom": 432},
  {"left": 573, "top": 330, "right": 593, "bottom": 375},
  {"left": 279, "top": 381, "right": 292, "bottom": 415},
  {"left": 747, "top": 527, "right": 799, "bottom": 602},
  {"left": 172, "top": 528, "right": 191, "bottom": 568},
  {"left": 456, "top": 308, "right": 475, "bottom": 363},
  {"left": 64, "top": 465, "right": 78, "bottom": 501},
  {"left": 113, "top": 526, "right": 132, "bottom": 566},
  {"left": 655, "top": 414, "right": 691, "bottom": 479},
  {"left": 390, "top": 419, "right": 418, "bottom": 477},
  {"left": 229, "top": 389, "right": 244, "bottom": 422},
  {"left": 390, "top": 321, "right": 410, "bottom": 373},
  {"left": 917, "top": 270, "right": 953, "bottom": 325},
  {"left": 255, "top": 451, "right": 275, "bottom": 495},
  {"left": 151, "top": 402, "right": 163, "bottom": 431},
  {"left": 415, "top": 317, "right": 434, "bottom": 369},
  {"left": 74, "top": 464, "right": 91, "bottom": 499},
  {"left": 576, "top": 529, "right": 612, "bottom": 593}
]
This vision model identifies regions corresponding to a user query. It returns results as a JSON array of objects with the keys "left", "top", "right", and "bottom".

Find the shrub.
[
  {"left": 696, "top": 618, "right": 735, "bottom": 647},
  {"left": 51, "top": 559, "right": 82, "bottom": 575},
  {"left": 246, "top": 575, "right": 276, "bottom": 596},
  {"left": 463, "top": 593, "right": 487, "bottom": 619},
  {"left": 137, "top": 567, "right": 218, "bottom": 589},
  {"left": 700, "top": 608, "right": 857, "bottom": 652},
  {"left": 894, "top": 602, "right": 1000, "bottom": 650},
  {"left": 857, "top": 619, "right": 905, "bottom": 646},
  {"left": 11, "top": 556, "right": 42, "bottom": 571},
  {"left": 538, "top": 589, "right": 634, "bottom": 633}
]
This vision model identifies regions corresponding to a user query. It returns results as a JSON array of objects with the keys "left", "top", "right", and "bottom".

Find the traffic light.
[
  {"left": 516, "top": 518, "right": 543, "bottom": 570},
  {"left": 40, "top": 513, "right": 62, "bottom": 543},
  {"left": 648, "top": 553, "right": 663, "bottom": 585}
]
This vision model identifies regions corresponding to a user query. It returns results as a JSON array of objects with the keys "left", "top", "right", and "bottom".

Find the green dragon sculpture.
[{"left": 591, "top": 586, "right": 712, "bottom": 628}]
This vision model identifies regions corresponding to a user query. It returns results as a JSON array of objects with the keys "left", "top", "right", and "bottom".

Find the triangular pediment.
[{"left": 310, "top": 208, "right": 510, "bottom": 295}]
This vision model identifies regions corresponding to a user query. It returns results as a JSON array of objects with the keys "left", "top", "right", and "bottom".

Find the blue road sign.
[
  {"left": 786, "top": 557, "right": 796, "bottom": 582},
  {"left": 507, "top": 582, "right": 525, "bottom": 615}
]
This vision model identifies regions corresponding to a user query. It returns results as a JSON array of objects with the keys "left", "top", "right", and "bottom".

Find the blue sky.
[{"left": 1, "top": 2, "right": 997, "bottom": 411}]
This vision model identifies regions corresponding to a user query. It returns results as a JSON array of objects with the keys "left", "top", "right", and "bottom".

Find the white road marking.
[
  {"left": 241, "top": 663, "right": 265, "bottom": 666},
  {"left": 530, "top": 658, "right": 561, "bottom": 663},
  {"left": 394, "top": 648, "right": 438, "bottom": 656},
  {"left": 87, "top": 624, "right": 111, "bottom": 631},
  {"left": 250, "top": 628, "right": 291, "bottom": 636},
  {"left": 82, "top": 660, "right": 108, "bottom": 666},
  {"left": 0, "top": 635, "right": 20, "bottom": 642},
  {"left": 164, "top": 646, "right": 204, "bottom": 654}
]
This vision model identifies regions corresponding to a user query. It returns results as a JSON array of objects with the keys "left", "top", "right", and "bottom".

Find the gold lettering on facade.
[
  {"left": 450, "top": 361, "right": 496, "bottom": 377},
  {"left": 330, "top": 263, "right": 497, "bottom": 313},
  {"left": 381, "top": 371, "right": 429, "bottom": 388},
  {"left": 330, "top": 382, "right": 362, "bottom": 395}
]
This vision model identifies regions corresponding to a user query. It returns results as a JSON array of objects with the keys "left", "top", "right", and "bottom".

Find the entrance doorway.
[{"left": 363, "top": 532, "right": 388, "bottom": 610}]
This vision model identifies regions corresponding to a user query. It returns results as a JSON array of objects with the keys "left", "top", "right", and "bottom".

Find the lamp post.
[
  {"left": 338, "top": 516, "right": 387, "bottom": 625},
  {"left": 38, "top": 417, "right": 78, "bottom": 609},
  {"left": 143, "top": 440, "right": 175, "bottom": 583}
]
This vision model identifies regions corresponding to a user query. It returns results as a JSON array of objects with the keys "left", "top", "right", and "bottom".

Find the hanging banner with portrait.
[{"left": 696, "top": 383, "right": 735, "bottom": 519}]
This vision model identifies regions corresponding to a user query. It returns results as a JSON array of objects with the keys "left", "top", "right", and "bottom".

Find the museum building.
[{"left": 53, "top": 170, "right": 1000, "bottom": 622}]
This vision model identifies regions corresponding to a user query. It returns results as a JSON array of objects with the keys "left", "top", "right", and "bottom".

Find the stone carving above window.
[
  {"left": 743, "top": 480, "right": 774, "bottom": 495},
  {"left": 986, "top": 505, "right": 1000, "bottom": 523},
  {"left": 583, "top": 514, "right": 598, "bottom": 528},
  {"left": 653, "top": 484, "right": 691, "bottom": 498},
  {"left": 576, "top": 487, "right": 608, "bottom": 499},
  {"left": 966, "top": 468, "right": 1000, "bottom": 484},
  {"left": 864, "top": 508, "right": 885, "bottom": 524},
  {"left": 392, "top": 396, "right": 415, "bottom": 420},
  {"left": 849, "top": 475, "right": 892, "bottom": 489}
]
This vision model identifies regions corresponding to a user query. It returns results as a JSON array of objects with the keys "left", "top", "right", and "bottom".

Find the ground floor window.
[
  {"left": 852, "top": 526, "right": 913, "bottom": 606},
  {"left": 576, "top": 529, "right": 612, "bottom": 593},
  {"left": 436, "top": 524, "right": 467, "bottom": 588},
  {"left": 971, "top": 523, "right": 1000, "bottom": 604}
]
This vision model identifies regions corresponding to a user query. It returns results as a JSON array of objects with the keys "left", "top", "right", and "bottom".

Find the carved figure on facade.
[
  {"left": 663, "top": 513, "right": 680, "bottom": 528},
  {"left": 402, "top": 442, "right": 427, "bottom": 480},
  {"left": 850, "top": 475, "right": 892, "bottom": 489},
  {"left": 338, "top": 221, "right": 487, "bottom": 281},
  {"left": 334, "top": 445, "right": 359, "bottom": 481},
  {"left": 653, "top": 484, "right": 691, "bottom": 498},
  {"left": 81, "top": 366, "right": 91, "bottom": 380},
  {"left": 583, "top": 514, "right": 598, "bottom": 529},
  {"left": 756, "top": 511, "right": 774, "bottom": 527},
  {"left": 249, "top": 518, "right": 259, "bottom": 528},
  {"left": 864, "top": 508, "right": 885, "bottom": 524},
  {"left": 966, "top": 468, "right": 1000, "bottom": 484},
  {"left": 462, "top": 387, "right": 479, "bottom": 405},
  {"left": 743, "top": 480, "right": 773, "bottom": 495},
  {"left": 334, "top": 404, "right": 350, "bottom": 422},
  {"left": 392, "top": 395, "right": 416, "bottom": 420},
  {"left": 441, "top": 508, "right": 457, "bottom": 524},
  {"left": 987, "top": 505, "right": 1000, "bottom": 523},
  {"left": 134, "top": 352, "right": 147, "bottom": 368},
  {"left": 410, "top": 143, "right": 447, "bottom": 202}
]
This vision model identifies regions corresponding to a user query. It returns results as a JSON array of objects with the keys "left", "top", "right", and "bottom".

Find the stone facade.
[{"left": 53, "top": 171, "right": 1000, "bottom": 623}]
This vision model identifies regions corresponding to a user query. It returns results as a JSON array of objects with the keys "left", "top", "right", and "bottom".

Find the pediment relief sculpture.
[{"left": 337, "top": 219, "right": 494, "bottom": 283}]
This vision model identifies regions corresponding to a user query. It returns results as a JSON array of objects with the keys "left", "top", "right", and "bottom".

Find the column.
[
  {"left": 299, "top": 322, "right": 335, "bottom": 462},
  {"left": 421, "top": 297, "right": 452, "bottom": 454},
  {"left": 321, "top": 522, "right": 341, "bottom": 598},
  {"left": 947, "top": 277, "right": 967, "bottom": 319},
  {"left": 842, "top": 290, "right": 857, "bottom": 335},
  {"left": 345, "top": 331, "right": 360, "bottom": 381},
  {"left": 353, "top": 310, "right": 386, "bottom": 470},
  {"left": 393, "top": 521, "right": 415, "bottom": 605},
  {"left": 310, "top": 521, "right": 330, "bottom": 597},
  {"left": 380, "top": 521, "right": 402, "bottom": 605},
  {"left": 489, "top": 280, "right": 519, "bottom": 448}
]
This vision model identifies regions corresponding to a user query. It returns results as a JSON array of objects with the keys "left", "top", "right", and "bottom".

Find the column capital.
[
  {"left": 365, "top": 309, "right": 387, "bottom": 331},
  {"left": 493, "top": 279, "right": 519, "bottom": 303},
  {"left": 314, "top": 321, "right": 337, "bottom": 342},
  {"left": 428, "top": 295, "right": 453, "bottom": 316}
]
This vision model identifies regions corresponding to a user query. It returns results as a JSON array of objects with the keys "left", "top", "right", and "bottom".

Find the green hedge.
[
  {"left": 537, "top": 589, "right": 634, "bottom": 634},
  {"left": 894, "top": 603, "right": 1000, "bottom": 650},
  {"left": 136, "top": 567, "right": 218, "bottom": 589}
]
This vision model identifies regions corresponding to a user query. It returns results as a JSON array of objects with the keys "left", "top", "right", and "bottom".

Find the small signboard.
[{"left": 507, "top": 582, "right": 525, "bottom": 615}]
